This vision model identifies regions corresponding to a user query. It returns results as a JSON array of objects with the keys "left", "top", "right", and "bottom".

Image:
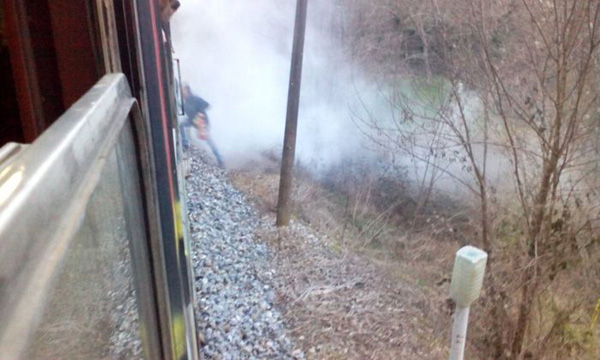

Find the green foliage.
[
  {"left": 391, "top": 76, "right": 452, "bottom": 119},
  {"left": 410, "top": 77, "right": 452, "bottom": 107},
  {"left": 558, "top": 323, "right": 596, "bottom": 356},
  {"left": 494, "top": 215, "right": 523, "bottom": 248},
  {"left": 331, "top": 241, "right": 343, "bottom": 252}
]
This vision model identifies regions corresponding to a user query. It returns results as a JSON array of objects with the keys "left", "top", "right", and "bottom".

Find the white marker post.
[{"left": 448, "top": 246, "right": 488, "bottom": 360}]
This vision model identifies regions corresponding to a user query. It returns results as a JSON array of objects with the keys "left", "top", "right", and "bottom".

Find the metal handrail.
[{"left": 0, "top": 74, "right": 158, "bottom": 359}]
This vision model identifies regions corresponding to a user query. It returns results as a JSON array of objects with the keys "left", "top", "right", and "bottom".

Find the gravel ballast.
[{"left": 185, "top": 151, "right": 303, "bottom": 359}]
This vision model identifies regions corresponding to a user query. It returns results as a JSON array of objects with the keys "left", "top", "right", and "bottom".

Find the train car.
[{"left": 0, "top": 1, "right": 198, "bottom": 359}]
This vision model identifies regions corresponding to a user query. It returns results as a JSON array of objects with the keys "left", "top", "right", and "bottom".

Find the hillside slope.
[{"left": 186, "top": 151, "right": 458, "bottom": 359}]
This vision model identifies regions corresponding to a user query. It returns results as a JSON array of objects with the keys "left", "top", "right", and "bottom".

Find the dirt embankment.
[{"left": 229, "top": 161, "right": 475, "bottom": 359}]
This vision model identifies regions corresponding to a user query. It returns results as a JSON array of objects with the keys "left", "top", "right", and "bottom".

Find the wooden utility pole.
[{"left": 276, "top": 0, "right": 308, "bottom": 227}]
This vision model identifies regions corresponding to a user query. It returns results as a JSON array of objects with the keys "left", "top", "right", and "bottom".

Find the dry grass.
[
  {"left": 229, "top": 158, "right": 485, "bottom": 359},
  {"left": 257, "top": 219, "right": 449, "bottom": 359}
]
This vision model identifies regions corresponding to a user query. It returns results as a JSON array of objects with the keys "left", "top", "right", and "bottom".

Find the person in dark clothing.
[{"left": 179, "top": 84, "right": 224, "bottom": 167}]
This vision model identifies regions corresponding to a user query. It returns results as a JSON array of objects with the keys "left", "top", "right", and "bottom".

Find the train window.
[
  {"left": 174, "top": 58, "right": 184, "bottom": 116},
  {"left": 0, "top": 75, "right": 162, "bottom": 360},
  {"left": 24, "top": 138, "right": 144, "bottom": 359}
]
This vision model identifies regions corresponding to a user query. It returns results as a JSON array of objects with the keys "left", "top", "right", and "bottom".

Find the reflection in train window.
[{"left": 24, "top": 141, "right": 143, "bottom": 359}]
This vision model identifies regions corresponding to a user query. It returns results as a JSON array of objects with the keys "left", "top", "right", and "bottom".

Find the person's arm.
[{"left": 198, "top": 97, "right": 210, "bottom": 112}]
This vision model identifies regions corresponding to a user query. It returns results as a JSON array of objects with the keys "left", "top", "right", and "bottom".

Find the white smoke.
[
  {"left": 171, "top": 0, "right": 519, "bottom": 204},
  {"left": 171, "top": 0, "right": 376, "bottom": 170}
]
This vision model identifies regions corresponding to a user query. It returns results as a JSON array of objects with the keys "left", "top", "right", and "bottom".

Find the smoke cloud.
[
  {"left": 171, "top": 0, "right": 517, "bottom": 202},
  {"left": 171, "top": 0, "right": 376, "bottom": 171}
]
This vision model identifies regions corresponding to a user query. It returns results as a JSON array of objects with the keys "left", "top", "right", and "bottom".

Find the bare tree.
[{"left": 348, "top": 0, "right": 600, "bottom": 358}]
